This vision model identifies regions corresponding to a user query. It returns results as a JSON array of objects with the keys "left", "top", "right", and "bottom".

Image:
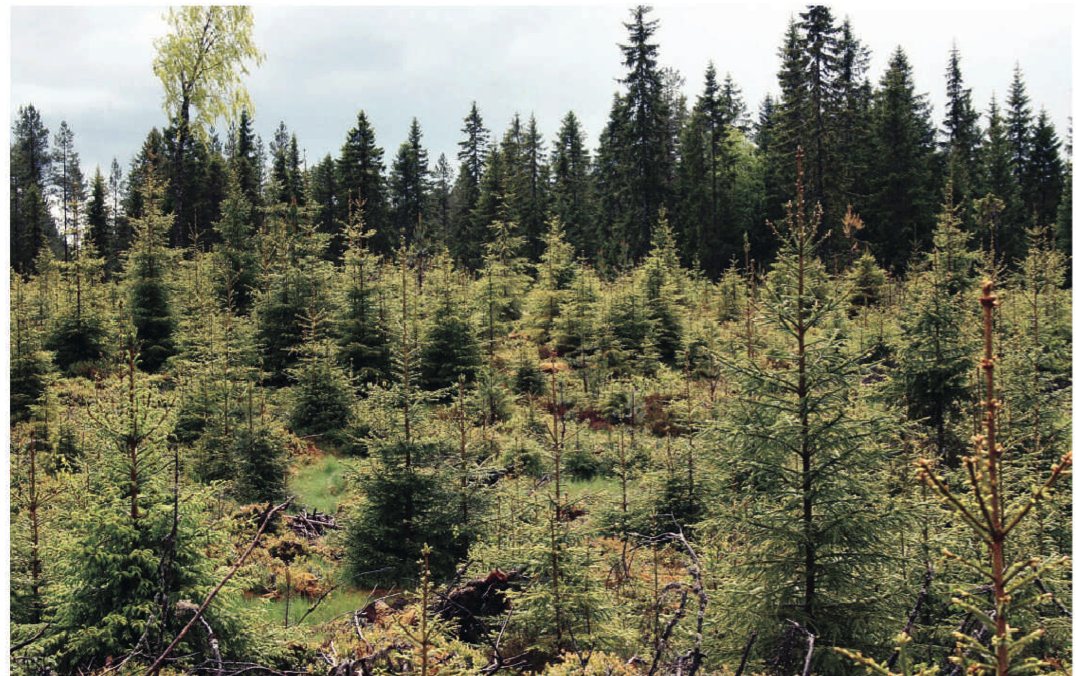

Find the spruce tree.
[
  {"left": 1026, "top": 109, "right": 1063, "bottom": 228},
  {"left": 942, "top": 44, "right": 980, "bottom": 207},
  {"left": 288, "top": 310, "right": 355, "bottom": 448},
  {"left": 452, "top": 103, "right": 491, "bottom": 268},
  {"left": 420, "top": 293, "right": 481, "bottom": 392},
  {"left": 126, "top": 168, "right": 177, "bottom": 374},
  {"left": 345, "top": 262, "right": 472, "bottom": 585},
  {"left": 895, "top": 187, "right": 978, "bottom": 466},
  {"left": 86, "top": 168, "right": 113, "bottom": 273},
  {"left": 428, "top": 153, "right": 454, "bottom": 248},
  {"left": 337, "top": 111, "right": 389, "bottom": 252},
  {"left": 716, "top": 151, "right": 895, "bottom": 671},
  {"left": 389, "top": 118, "right": 430, "bottom": 248},
  {"left": 1006, "top": 65, "right": 1034, "bottom": 220},
  {"left": 336, "top": 200, "right": 392, "bottom": 387},
  {"left": 598, "top": 5, "right": 675, "bottom": 263},
  {"left": 48, "top": 345, "right": 240, "bottom": 671},
  {"left": 864, "top": 47, "right": 938, "bottom": 272},
  {"left": 10, "top": 104, "right": 57, "bottom": 274},
  {"left": 212, "top": 173, "right": 258, "bottom": 314},
  {"left": 550, "top": 111, "right": 595, "bottom": 258}
]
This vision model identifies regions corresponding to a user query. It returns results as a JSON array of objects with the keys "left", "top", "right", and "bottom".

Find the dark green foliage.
[
  {"left": 288, "top": 346, "right": 354, "bottom": 446},
  {"left": 895, "top": 191, "right": 978, "bottom": 466},
  {"left": 595, "top": 6, "right": 676, "bottom": 265},
  {"left": 344, "top": 440, "right": 468, "bottom": 585},
  {"left": 1027, "top": 109, "right": 1064, "bottom": 228},
  {"left": 337, "top": 111, "right": 389, "bottom": 253},
  {"left": 513, "top": 360, "right": 547, "bottom": 397},
  {"left": 338, "top": 283, "right": 391, "bottom": 387},
  {"left": 10, "top": 105, "right": 57, "bottom": 273},
  {"left": 389, "top": 118, "right": 429, "bottom": 247},
  {"left": 451, "top": 103, "right": 490, "bottom": 269},
  {"left": 233, "top": 424, "right": 288, "bottom": 504},
  {"left": 550, "top": 111, "right": 595, "bottom": 258},
  {"left": 213, "top": 175, "right": 259, "bottom": 313},
  {"left": 86, "top": 169, "right": 112, "bottom": 271},
  {"left": 864, "top": 47, "right": 938, "bottom": 272},
  {"left": 420, "top": 299, "right": 480, "bottom": 391},
  {"left": 127, "top": 172, "right": 177, "bottom": 373},
  {"left": 46, "top": 314, "right": 108, "bottom": 376},
  {"left": 942, "top": 45, "right": 980, "bottom": 207},
  {"left": 11, "top": 350, "right": 51, "bottom": 422}
]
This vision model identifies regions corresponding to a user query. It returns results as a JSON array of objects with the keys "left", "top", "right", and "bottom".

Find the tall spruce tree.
[
  {"left": 1006, "top": 65, "right": 1034, "bottom": 223},
  {"left": 10, "top": 104, "right": 57, "bottom": 274},
  {"left": 717, "top": 151, "right": 894, "bottom": 671},
  {"left": 127, "top": 168, "right": 177, "bottom": 373},
  {"left": 550, "top": 111, "right": 595, "bottom": 258},
  {"left": 942, "top": 44, "right": 980, "bottom": 207},
  {"left": 389, "top": 118, "right": 430, "bottom": 248},
  {"left": 86, "top": 168, "right": 112, "bottom": 273},
  {"left": 864, "top": 47, "right": 938, "bottom": 272},
  {"left": 452, "top": 103, "right": 491, "bottom": 268},
  {"left": 1026, "top": 109, "right": 1064, "bottom": 229},
  {"left": 428, "top": 153, "right": 454, "bottom": 249},
  {"left": 596, "top": 5, "right": 675, "bottom": 265},
  {"left": 338, "top": 111, "right": 389, "bottom": 253}
]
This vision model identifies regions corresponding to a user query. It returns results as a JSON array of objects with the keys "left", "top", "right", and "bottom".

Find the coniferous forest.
[{"left": 8, "top": 5, "right": 1074, "bottom": 674}]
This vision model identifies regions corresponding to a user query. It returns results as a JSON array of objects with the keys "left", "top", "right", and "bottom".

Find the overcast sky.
[{"left": 10, "top": 4, "right": 1073, "bottom": 179}]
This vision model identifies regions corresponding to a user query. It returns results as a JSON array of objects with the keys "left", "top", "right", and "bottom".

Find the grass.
[
  {"left": 564, "top": 475, "right": 620, "bottom": 502},
  {"left": 239, "top": 586, "right": 378, "bottom": 628},
  {"left": 288, "top": 453, "right": 352, "bottom": 514}
]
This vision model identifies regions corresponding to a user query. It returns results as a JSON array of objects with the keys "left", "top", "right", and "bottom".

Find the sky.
[{"left": 10, "top": 4, "right": 1073, "bottom": 179}]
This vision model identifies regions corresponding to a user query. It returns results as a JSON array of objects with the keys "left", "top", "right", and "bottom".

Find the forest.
[{"left": 8, "top": 4, "right": 1073, "bottom": 675}]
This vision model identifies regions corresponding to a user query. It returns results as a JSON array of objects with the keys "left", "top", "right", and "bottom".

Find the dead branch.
[{"left": 145, "top": 497, "right": 293, "bottom": 675}]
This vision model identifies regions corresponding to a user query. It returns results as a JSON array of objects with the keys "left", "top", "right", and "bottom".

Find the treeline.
[{"left": 11, "top": 6, "right": 1072, "bottom": 281}]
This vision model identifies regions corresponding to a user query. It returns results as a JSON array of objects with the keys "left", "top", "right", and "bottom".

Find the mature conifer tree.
[
  {"left": 550, "top": 111, "right": 595, "bottom": 257},
  {"left": 942, "top": 45, "right": 980, "bottom": 207},
  {"left": 864, "top": 47, "right": 937, "bottom": 271},
  {"left": 428, "top": 153, "right": 454, "bottom": 248},
  {"left": 1026, "top": 109, "right": 1064, "bottom": 228},
  {"left": 51, "top": 121, "right": 86, "bottom": 264},
  {"left": 10, "top": 105, "right": 57, "bottom": 274},
  {"left": 452, "top": 103, "right": 491, "bottom": 268},
  {"left": 86, "top": 169, "right": 112, "bottom": 272},
  {"left": 596, "top": 5, "right": 675, "bottom": 264},
  {"left": 1006, "top": 66, "right": 1034, "bottom": 218},
  {"left": 389, "top": 118, "right": 430, "bottom": 248},
  {"left": 338, "top": 111, "right": 389, "bottom": 252}
]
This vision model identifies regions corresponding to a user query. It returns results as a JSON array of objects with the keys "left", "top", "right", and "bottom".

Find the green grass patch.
[
  {"left": 239, "top": 586, "right": 377, "bottom": 628},
  {"left": 289, "top": 454, "right": 352, "bottom": 514}
]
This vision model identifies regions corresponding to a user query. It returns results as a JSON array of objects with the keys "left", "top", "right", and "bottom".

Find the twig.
[
  {"left": 734, "top": 630, "right": 757, "bottom": 676},
  {"left": 145, "top": 497, "right": 293, "bottom": 675},
  {"left": 10, "top": 622, "right": 51, "bottom": 653},
  {"left": 294, "top": 584, "right": 339, "bottom": 627},
  {"left": 886, "top": 563, "right": 934, "bottom": 669}
]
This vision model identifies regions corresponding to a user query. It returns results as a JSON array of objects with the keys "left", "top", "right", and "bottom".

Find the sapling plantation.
[{"left": 8, "top": 5, "right": 1072, "bottom": 674}]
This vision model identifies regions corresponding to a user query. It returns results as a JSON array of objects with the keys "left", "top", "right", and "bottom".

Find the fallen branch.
[
  {"left": 145, "top": 497, "right": 293, "bottom": 675},
  {"left": 10, "top": 623, "right": 51, "bottom": 654},
  {"left": 886, "top": 562, "right": 934, "bottom": 670},
  {"left": 294, "top": 583, "right": 339, "bottom": 627},
  {"left": 734, "top": 630, "right": 757, "bottom": 676}
]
